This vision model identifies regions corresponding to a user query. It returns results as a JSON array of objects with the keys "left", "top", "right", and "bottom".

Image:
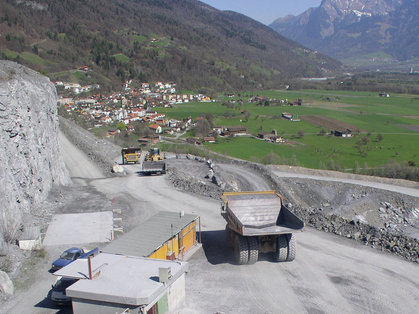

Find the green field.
[
  {"left": 158, "top": 90, "right": 419, "bottom": 171},
  {"left": 113, "top": 53, "right": 130, "bottom": 63}
]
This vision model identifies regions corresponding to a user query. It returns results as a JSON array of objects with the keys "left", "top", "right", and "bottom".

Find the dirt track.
[{"left": 3, "top": 132, "right": 419, "bottom": 314}]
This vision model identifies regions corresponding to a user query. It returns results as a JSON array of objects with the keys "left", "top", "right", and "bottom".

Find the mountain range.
[
  {"left": 270, "top": 0, "right": 419, "bottom": 64},
  {"left": 0, "top": 0, "right": 341, "bottom": 93}
]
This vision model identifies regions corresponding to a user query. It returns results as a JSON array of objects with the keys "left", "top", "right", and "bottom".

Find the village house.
[
  {"left": 212, "top": 126, "right": 223, "bottom": 135},
  {"left": 168, "top": 119, "right": 182, "bottom": 128},
  {"left": 138, "top": 138, "right": 150, "bottom": 147},
  {"left": 107, "top": 128, "right": 120, "bottom": 136},
  {"left": 149, "top": 124, "right": 162, "bottom": 134},
  {"left": 257, "top": 131, "right": 285, "bottom": 143},
  {"left": 126, "top": 124, "right": 135, "bottom": 134},
  {"left": 149, "top": 133, "right": 161, "bottom": 144},
  {"left": 155, "top": 117, "right": 166, "bottom": 125},
  {"left": 258, "top": 131, "right": 275, "bottom": 140},
  {"left": 203, "top": 137, "right": 216, "bottom": 143}
]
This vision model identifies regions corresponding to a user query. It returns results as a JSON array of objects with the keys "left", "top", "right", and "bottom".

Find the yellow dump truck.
[
  {"left": 121, "top": 147, "right": 141, "bottom": 164},
  {"left": 221, "top": 191, "right": 305, "bottom": 265}
]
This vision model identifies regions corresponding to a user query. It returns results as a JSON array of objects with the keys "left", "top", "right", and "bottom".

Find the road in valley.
[
  {"left": 270, "top": 169, "right": 419, "bottom": 198},
  {"left": 5, "top": 133, "right": 419, "bottom": 314}
]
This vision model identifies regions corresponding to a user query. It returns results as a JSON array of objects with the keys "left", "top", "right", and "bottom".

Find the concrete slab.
[{"left": 43, "top": 211, "right": 113, "bottom": 246}]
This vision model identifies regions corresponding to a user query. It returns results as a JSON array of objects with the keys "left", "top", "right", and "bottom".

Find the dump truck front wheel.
[
  {"left": 286, "top": 234, "right": 296, "bottom": 261},
  {"left": 275, "top": 234, "right": 296, "bottom": 262},
  {"left": 234, "top": 235, "right": 249, "bottom": 265}
]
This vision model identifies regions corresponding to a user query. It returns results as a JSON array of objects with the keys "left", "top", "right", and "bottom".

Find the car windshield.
[
  {"left": 53, "top": 279, "right": 77, "bottom": 291},
  {"left": 60, "top": 251, "right": 75, "bottom": 260}
]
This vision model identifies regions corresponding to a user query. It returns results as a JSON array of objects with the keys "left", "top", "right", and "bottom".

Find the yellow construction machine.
[
  {"left": 141, "top": 148, "right": 166, "bottom": 174},
  {"left": 121, "top": 147, "right": 141, "bottom": 164}
]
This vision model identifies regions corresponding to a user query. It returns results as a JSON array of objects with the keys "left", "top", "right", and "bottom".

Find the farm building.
[
  {"left": 282, "top": 113, "right": 299, "bottom": 121},
  {"left": 224, "top": 126, "right": 248, "bottom": 136},
  {"left": 334, "top": 129, "right": 353, "bottom": 137}
]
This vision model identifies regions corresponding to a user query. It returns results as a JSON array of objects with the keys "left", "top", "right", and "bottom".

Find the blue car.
[{"left": 51, "top": 247, "right": 85, "bottom": 271}]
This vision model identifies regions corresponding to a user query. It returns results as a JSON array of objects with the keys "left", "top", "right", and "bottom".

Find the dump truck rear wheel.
[
  {"left": 276, "top": 234, "right": 288, "bottom": 262},
  {"left": 247, "top": 236, "right": 259, "bottom": 264},
  {"left": 234, "top": 235, "right": 248, "bottom": 265},
  {"left": 225, "top": 225, "right": 234, "bottom": 248},
  {"left": 286, "top": 234, "right": 296, "bottom": 261}
]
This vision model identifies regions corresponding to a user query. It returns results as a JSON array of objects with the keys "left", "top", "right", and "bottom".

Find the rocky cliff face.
[{"left": 0, "top": 61, "right": 71, "bottom": 243}]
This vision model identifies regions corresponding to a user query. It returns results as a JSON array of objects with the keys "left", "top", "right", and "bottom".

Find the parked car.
[
  {"left": 51, "top": 247, "right": 98, "bottom": 271},
  {"left": 51, "top": 276, "right": 78, "bottom": 305},
  {"left": 51, "top": 247, "right": 84, "bottom": 271}
]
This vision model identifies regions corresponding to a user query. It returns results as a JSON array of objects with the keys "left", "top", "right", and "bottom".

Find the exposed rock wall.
[{"left": 0, "top": 61, "right": 71, "bottom": 243}]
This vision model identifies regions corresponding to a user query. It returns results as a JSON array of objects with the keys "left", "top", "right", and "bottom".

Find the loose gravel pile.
[{"left": 169, "top": 157, "right": 419, "bottom": 263}]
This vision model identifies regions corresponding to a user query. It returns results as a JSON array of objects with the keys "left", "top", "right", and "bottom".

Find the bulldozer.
[
  {"left": 144, "top": 148, "right": 164, "bottom": 162},
  {"left": 141, "top": 148, "right": 166, "bottom": 174}
]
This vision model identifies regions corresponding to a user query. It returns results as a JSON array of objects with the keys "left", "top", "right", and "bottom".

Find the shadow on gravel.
[
  {"left": 135, "top": 171, "right": 165, "bottom": 177},
  {"left": 201, "top": 230, "right": 235, "bottom": 265},
  {"left": 200, "top": 230, "right": 281, "bottom": 265},
  {"left": 35, "top": 291, "right": 72, "bottom": 313}
]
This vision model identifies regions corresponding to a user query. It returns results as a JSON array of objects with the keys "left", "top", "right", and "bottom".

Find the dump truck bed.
[{"left": 221, "top": 191, "right": 304, "bottom": 236}]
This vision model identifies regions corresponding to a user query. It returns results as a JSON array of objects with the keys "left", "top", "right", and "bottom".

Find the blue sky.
[{"left": 200, "top": 0, "right": 323, "bottom": 25}]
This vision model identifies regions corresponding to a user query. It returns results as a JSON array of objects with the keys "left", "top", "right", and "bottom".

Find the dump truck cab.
[{"left": 121, "top": 147, "right": 142, "bottom": 164}]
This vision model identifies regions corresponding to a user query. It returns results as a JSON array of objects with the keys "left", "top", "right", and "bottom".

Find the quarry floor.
[{"left": 2, "top": 132, "right": 419, "bottom": 314}]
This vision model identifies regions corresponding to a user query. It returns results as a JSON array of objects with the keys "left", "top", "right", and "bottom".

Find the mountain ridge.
[
  {"left": 0, "top": 0, "right": 342, "bottom": 92},
  {"left": 269, "top": 0, "right": 419, "bottom": 62}
]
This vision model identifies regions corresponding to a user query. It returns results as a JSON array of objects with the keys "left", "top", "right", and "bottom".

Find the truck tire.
[
  {"left": 275, "top": 234, "right": 288, "bottom": 262},
  {"left": 286, "top": 234, "right": 296, "bottom": 261},
  {"left": 247, "top": 236, "right": 259, "bottom": 264},
  {"left": 225, "top": 225, "right": 234, "bottom": 248},
  {"left": 234, "top": 234, "right": 249, "bottom": 265}
]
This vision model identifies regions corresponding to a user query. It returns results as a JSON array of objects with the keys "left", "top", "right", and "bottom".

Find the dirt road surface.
[{"left": 4, "top": 133, "right": 419, "bottom": 314}]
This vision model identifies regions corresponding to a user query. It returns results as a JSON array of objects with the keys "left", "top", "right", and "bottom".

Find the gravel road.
[{"left": 4, "top": 132, "right": 419, "bottom": 314}]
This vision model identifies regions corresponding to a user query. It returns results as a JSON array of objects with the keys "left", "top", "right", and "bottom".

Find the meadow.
[{"left": 158, "top": 90, "right": 419, "bottom": 171}]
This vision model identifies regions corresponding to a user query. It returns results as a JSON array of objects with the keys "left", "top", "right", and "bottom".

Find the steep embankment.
[{"left": 0, "top": 61, "right": 71, "bottom": 244}]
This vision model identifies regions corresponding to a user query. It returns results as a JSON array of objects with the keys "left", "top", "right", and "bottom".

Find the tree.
[
  {"left": 358, "top": 136, "right": 370, "bottom": 145},
  {"left": 204, "top": 112, "right": 214, "bottom": 127},
  {"left": 297, "top": 129, "right": 305, "bottom": 139},
  {"left": 377, "top": 133, "right": 383, "bottom": 142},
  {"left": 319, "top": 129, "right": 327, "bottom": 136},
  {"left": 116, "top": 122, "right": 126, "bottom": 131},
  {"left": 194, "top": 118, "right": 211, "bottom": 137},
  {"left": 261, "top": 150, "right": 280, "bottom": 165}
]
